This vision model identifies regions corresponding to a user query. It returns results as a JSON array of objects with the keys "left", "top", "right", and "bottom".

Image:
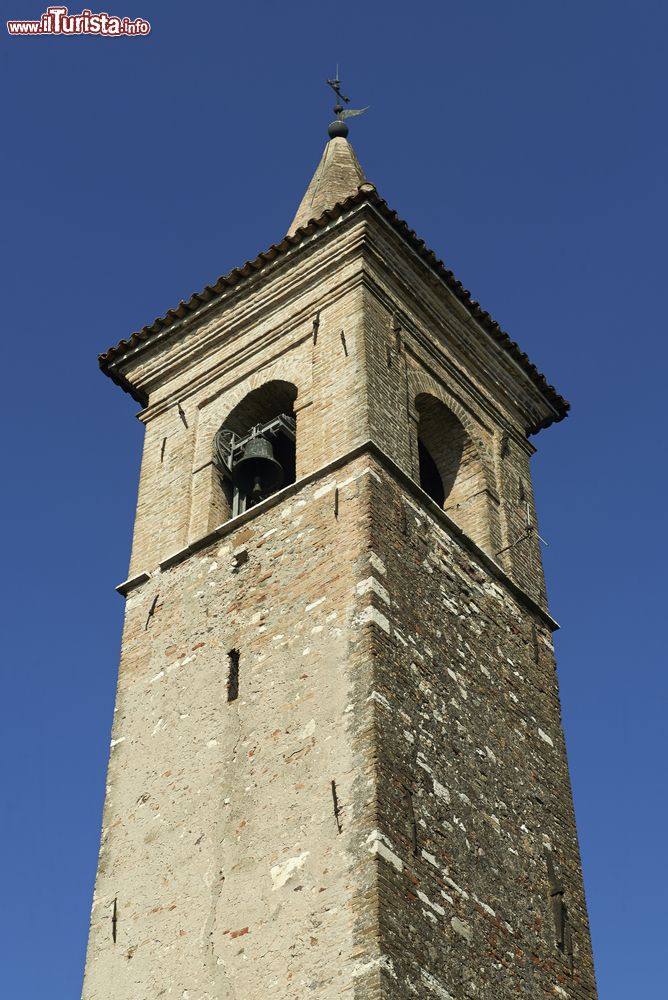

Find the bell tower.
[{"left": 82, "top": 93, "right": 597, "bottom": 1000}]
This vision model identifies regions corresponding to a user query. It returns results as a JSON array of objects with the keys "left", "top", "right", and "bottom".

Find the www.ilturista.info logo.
[{"left": 7, "top": 6, "right": 150, "bottom": 35}]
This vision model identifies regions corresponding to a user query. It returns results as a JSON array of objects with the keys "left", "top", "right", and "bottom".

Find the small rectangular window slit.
[
  {"left": 227, "top": 649, "right": 240, "bottom": 702},
  {"left": 392, "top": 313, "right": 402, "bottom": 352},
  {"left": 531, "top": 624, "right": 540, "bottom": 665},
  {"left": 176, "top": 401, "right": 188, "bottom": 428},
  {"left": 331, "top": 779, "right": 342, "bottom": 833},
  {"left": 406, "top": 787, "right": 419, "bottom": 855},
  {"left": 144, "top": 594, "right": 159, "bottom": 631}
]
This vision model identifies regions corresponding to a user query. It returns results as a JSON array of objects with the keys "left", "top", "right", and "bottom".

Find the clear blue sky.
[{"left": 2, "top": 2, "right": 666, "bottom": 996}]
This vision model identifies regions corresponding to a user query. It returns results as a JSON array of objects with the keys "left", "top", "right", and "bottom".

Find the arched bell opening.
[
  {"left": 213, "top": 381, "right": 298, "bottom": 519},
  {"left": 415, "top": 393, "right": 490, "bottom": 550}
]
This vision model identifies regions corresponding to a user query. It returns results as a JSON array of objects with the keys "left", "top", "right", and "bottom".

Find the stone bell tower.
[{"left": 82, "top": 95, "right": 597, "bottom": 1000}]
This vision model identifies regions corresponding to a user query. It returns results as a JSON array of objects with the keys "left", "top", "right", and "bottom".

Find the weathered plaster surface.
[{"left": 82, "top": 456, "right": 596, "bottom": 999}]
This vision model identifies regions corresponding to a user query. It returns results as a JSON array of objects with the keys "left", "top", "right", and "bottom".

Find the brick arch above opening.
[
  {"left": 219, "top": 379, "right": 298, "bottom": 436},
  {"left": 409, "top": 370, "right": 495, "bottom": 494},
  {"left": 192, "top": 351, "right": 310, "bottom": 470},
  {"left": 188, "top": 359, "right": 308, "bottom": 544},
  {"left": 412, "top": 385, "right": 496, "bottom": 553}
]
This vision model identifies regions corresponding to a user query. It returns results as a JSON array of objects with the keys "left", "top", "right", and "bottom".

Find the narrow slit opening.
[{"left": 227, "top": 649, "right": 240, "bottom": 702}]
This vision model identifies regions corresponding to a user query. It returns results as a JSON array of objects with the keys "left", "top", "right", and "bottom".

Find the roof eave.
[{"left": 99, "top": 186, "right": 569, "bottom": 432}]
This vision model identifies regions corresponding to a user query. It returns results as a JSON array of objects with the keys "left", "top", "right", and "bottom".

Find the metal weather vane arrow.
[{"left": 340, "top": 106, "right": 369, "bottom": 120}]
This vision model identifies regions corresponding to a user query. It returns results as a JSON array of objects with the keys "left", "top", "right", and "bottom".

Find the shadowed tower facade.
[{"left": 82, "top": 108, "right": 597, "bottom": 999}]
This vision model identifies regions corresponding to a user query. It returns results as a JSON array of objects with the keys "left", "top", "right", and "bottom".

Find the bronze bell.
[{"left": 230, "top": 434, "right": 284, "bottom": 500}]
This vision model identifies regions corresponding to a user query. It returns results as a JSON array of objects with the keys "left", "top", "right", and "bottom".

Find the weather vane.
[{"left": 326, "top": 69, "right": 368, "bottom": 138}]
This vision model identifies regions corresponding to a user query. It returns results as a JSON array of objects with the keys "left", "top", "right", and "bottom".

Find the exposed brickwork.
[
  {"left": 119, "top": 216, "right": 550, "bottom": 604},
  {"left": 360, "top": 221, "right": 546, "bottom": 602},
  {"left": 287, "top": 136, "right": 367, "bottom": 236},
  {"left": 416, "top": 392, "right": 491, "bottom": 550}
]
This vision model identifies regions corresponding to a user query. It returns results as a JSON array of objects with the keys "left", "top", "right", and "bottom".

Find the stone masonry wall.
[
  {"left": 82, "top": 449, "right": 597, "bottom": 1000},
  {"left": 357, "top": 458, "right": 597, "bottom": 1000}
]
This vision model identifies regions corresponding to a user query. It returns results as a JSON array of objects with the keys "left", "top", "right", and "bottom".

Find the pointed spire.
[
  {"left": 287, "top": 136, "right": 367, "bottom": 237},
  {"left": 287, "top": 72, "right": 370, "bottom": 237}
]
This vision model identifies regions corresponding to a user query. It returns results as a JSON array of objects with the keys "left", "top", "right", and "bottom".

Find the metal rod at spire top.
[{"left": 327, "top": 74, "right": 350, "bottom": 106}]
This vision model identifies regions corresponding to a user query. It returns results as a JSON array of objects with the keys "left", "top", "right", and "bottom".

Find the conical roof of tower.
[{"left": 287, "top": 136, "right": 367, "bottom": 237}]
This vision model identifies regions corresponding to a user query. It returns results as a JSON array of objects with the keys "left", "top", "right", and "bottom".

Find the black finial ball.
[{"left": 328, "top": 119, "right": 349, "bottom": 139}]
